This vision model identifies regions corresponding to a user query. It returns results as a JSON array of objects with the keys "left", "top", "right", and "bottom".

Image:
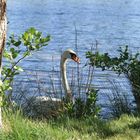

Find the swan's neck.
[{"left": 60, "top": 57, "right": 71, "bottom": 98}]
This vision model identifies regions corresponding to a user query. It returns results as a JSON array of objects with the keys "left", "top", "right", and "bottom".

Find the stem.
[
  {"left": 86, "top": 43, "right": 94, "bottom": 93},
  {"left": 2, "top": 54, "right": 28, "bottom": 82},
  {"left": 74, "top": 24, "right": 81, "bottom": 97}
]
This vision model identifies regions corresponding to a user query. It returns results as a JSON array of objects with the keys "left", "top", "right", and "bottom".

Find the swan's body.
[{"left": 60, "top": 49, "right": 80, "bottom": 100}]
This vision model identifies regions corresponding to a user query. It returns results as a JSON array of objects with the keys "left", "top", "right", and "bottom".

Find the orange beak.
[{"left": 72, "top": 55, "right": 80, "bottom": 63}]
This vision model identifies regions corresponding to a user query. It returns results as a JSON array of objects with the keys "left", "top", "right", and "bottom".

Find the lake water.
[{"left": 7, "top": 0, "right": 140, "bottom": 117}]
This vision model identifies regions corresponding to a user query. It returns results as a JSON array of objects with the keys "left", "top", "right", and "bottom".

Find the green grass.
[{"left": 0, "top": 110, "right": 140, "bottom": 140}]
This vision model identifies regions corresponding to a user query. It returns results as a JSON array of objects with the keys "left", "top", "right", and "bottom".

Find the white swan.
[
  {"left": 60, "top": 49, "right": 80, "bottom": 100},
  {"left": 25, "top": 49, "right": 80, "bottom": 117}
]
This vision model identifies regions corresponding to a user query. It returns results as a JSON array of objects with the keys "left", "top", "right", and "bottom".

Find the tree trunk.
[
  {"left": 0, "top": 0, "right": 7, "bottom": 129},
  {"left": 0, "top": 97, "right": 2, "bottom": 128}
]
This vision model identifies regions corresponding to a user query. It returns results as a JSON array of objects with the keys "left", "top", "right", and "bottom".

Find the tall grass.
[
  {"left": 106, "top": 79, "right": 134, "bottom": 118},
  {"left": 1, "top": 109, "right": 140, "bottom": 140}
]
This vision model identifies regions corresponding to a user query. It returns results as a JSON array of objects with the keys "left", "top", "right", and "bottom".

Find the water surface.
[{"left": 7, "top": 0, "right": 140, "bottom": 117}]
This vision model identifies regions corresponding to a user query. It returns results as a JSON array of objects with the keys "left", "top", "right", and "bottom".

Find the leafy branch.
[{"left": 0, "top": 27, "right": 51, "bottom": 103}]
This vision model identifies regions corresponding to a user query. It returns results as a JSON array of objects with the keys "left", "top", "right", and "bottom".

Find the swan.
[
  {"left": 60, "top": 49, "right": 80, "bottom": 101},
  {"left": 24, "top": 49, "right": 80, "bottom": 117}
]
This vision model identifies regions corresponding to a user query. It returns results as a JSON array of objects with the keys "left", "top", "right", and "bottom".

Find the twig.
[
  {"left": 2, "top": 54, "right": 28, "bottom": 82},
  {"left": 74, "top": 24, "right": 81, "bottom": 97}
]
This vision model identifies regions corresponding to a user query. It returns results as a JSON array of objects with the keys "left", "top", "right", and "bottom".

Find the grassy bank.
[{"left": 0, "top": 110, "right": 140, "bottom": 140}]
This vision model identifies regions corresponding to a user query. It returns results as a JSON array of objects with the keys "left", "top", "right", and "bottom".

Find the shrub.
[{"left": 86, "top": 45, "right": 140, "bottom": 112}]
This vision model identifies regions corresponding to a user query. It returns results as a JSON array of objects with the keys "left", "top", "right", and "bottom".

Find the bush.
[{"left": 86, "top": 45, "right": 140, "bottom": 112}]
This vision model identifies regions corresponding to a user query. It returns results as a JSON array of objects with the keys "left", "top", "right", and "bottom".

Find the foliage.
[
  {"left": 86, "top": 45, "right": 140, "bottom": 88},
  {"left": 86, "top": 45, "right": 140, "bottom": 112},
  {"left": 63, "top": 89, "right": 101, "bottom": 118},
  {"left": 0, "top": 27, "right": 51, "bottom": 105}
]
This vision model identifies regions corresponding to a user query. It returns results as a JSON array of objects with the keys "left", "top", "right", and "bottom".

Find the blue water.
[
  {"left": 7, "top": 0, "right": 140, "bottom": 53},
  {"left": 7, "top": 0, "right": 140, "bottom": 117},
  {"left": 7, "top": 0, "right": 140, "bottom": 71}
]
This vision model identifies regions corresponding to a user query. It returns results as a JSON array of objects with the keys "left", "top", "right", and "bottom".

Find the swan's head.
[{"left": 62, "top": 49, "right": 80, "bottom": 63}]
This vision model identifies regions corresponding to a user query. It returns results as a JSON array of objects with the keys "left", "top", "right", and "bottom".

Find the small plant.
[
  {"left": 0, "top": 27, "right": 51, "bottom": 106},
  {"left": 85, "top": 89, "right": 100, "bottom": 117},
  {"left": 63, "top": 88, "right": 101, "bottom": 119}
]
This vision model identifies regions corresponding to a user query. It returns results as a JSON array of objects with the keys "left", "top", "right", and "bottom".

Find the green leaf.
[
  {"left": 10, "top": 48, "right": 15, "bottom": 52},
  {"left": 14, "top": 66, "right": 23, "bottom": 72},
  {"left": 12, "top": 52, "right": 19, "bottom": 59},
  {"left": 3, "top": 51, "right": 12, "bottom": 60},
  {"left": 23, "top": 51, "right": 30, "bottom": 56},
  {"left": 14, "top": 40, "right": 21, "bottom": 46}
]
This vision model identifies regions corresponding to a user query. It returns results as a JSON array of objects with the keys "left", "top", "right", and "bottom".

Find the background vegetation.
[{"left": 0, "top": 29, "right": 140, "bottom": 140}]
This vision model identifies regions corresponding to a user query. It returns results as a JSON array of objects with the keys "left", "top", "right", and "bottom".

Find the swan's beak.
[{"left": 72, "top": 55, "right": 80, "bottom": 63}]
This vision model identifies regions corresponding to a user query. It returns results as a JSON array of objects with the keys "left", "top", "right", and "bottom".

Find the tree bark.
[{"left": 0, "top": 0, "right": 7, "bottom": 129}]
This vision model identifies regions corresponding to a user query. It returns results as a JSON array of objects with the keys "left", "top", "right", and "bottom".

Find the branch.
[{"left": 2, "top": 53, "right": 28, "bottom": 82}]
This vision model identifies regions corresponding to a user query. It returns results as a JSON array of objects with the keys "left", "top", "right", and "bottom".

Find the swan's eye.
[{"left": 70, "top": 53, "right": 80, "bottom": 63}]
